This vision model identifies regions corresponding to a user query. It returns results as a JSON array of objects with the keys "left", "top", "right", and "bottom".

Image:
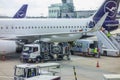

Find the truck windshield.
[
  {"left": 23, "top": 46, "right": 38, "bottom": 53},
  {"left": 15, "top": 67, "right": 26, "bottom": 78}
]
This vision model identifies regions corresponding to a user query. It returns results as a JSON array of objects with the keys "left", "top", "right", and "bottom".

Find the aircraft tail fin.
[{"left": 13, "top": 4, "right": 28, "bottom": 18}]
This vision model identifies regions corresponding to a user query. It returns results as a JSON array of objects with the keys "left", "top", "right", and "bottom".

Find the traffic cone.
[{"left": 96, "top": 61, "right": 100, "bottom": 68}]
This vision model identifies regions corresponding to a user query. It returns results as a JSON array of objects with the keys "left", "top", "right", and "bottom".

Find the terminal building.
[
  {"left": 48, "top": 0, "right": 75, "bottom": 18},
  {"left": 48, "top": 0, "right": 95, "bottom": 18}
]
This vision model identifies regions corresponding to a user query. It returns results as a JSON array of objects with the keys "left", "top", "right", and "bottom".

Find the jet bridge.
[{"left": 96, "top": 30, "right": 120, "bottom": 56}]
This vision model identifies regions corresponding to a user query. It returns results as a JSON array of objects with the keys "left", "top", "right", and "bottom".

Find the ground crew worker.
[
  {"left": 107, "top": 31, "right": 111, "bottom": 38},
  {"left": 93, "top": 48, "right": 98, "bottom": 57}
]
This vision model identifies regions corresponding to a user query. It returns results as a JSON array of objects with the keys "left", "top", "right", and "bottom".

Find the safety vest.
[
  {"left": 107, "top": 32, "right": 111, "bottom": 37},
  {"left": 94, "top": 48, "right": 98, "bottom": 54}
]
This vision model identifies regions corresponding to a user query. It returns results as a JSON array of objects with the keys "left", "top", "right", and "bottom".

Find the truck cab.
[
  {"left": 14, "top": 63, "right": 61, "bottom": 80},
  {"left": 21, "top": 44, "right": 41, "bottom": 62}
]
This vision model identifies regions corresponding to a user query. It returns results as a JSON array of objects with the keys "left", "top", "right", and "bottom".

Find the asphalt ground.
[{"left": 0, "top": 53, "right": 120, "bottom": 80}]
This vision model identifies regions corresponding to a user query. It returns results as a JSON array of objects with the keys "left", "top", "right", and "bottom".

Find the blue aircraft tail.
[
  {"left": 13, "top": 4, "right": 28, "bottom": 18},
  {"left": 93, "top": 0, "right": 120, "bottom": 31}
]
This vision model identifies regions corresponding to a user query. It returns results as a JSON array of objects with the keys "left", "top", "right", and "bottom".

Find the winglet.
[{"left": 89, "top": 12, "right": 109, "bottom": 32}]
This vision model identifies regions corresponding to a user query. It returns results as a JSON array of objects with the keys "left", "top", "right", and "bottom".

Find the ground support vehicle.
[
  {"left": 103, "top": 74, "right": 120, "bottom": 80},
  {"left": 14, "top": 63, "right": 61, "bottom": 80},
  {"left": 20, "top": 42, "right": 70, "bottom": 62},
  {"left": 71, "top": 39, "right": 100, "bottom": 58},
  {"left": 101, "top": 48, "right": 120, "bottom": 57}
]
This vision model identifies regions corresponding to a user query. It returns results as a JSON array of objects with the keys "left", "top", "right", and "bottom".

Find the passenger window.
[
  {"left": 6, "top": 27, "right": 8, "bottom": 29},
  {"left": 1, "top": 27, "right": 3, "bottom": 29}
]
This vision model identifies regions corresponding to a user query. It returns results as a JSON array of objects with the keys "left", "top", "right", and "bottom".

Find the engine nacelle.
[{"left": 0, "top": 40, "right": 17, "bottom": 54}]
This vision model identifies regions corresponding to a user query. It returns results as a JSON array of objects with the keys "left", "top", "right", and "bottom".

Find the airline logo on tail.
[
  {"left": 104, "top": 1, "right": 117, "bottom": 18},
  {"left": 16, "top": 11, "right": 25, "bottom": 18}
]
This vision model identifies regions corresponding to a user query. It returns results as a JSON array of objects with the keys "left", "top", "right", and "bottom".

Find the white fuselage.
[{"left": 0, "top": 18, "right": 92, "bottom": 42}]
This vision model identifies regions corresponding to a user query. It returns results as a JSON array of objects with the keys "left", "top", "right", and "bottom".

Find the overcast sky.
[{"left": 0, "top": 0, "right": 105, "bottom": 17}]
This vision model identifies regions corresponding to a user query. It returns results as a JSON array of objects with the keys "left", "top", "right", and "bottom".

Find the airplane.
[
  {"left": 0, "top": 0, "right": 119, "bottom": 54},
  {"left": 13, "top": 4, "right": 28, "bottom": 18}
]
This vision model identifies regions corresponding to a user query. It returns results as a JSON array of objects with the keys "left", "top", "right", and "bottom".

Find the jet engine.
[{"left": 0, "top": 40, "right": 18, "bottom": 54}]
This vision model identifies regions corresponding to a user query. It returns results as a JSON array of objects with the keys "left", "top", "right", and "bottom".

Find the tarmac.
[{"left": 0, "top": 54, "right": 120, "bottom": 80}]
